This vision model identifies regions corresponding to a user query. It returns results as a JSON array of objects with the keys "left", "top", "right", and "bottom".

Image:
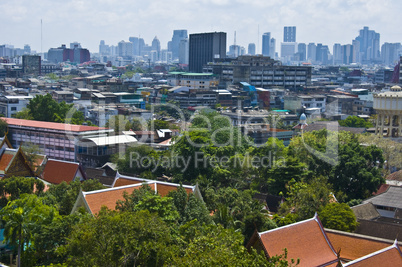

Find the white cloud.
[{"left": 0, "top": 0, "right": 401, "bottom": 54}]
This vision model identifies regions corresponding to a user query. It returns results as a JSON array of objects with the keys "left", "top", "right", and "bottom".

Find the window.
[{"left": 11, "top": 107, "right": 17, "bottom": 111}]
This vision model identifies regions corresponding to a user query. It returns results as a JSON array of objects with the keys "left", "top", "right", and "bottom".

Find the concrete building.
[
  {"left": 0, "top": 95, "right": 33, "bottom": 117},
  {"left": 284, "top": 95, "right": 326, "bottom": 113},
  {"left": 22, "top": 55, "right": 41, "bottom": 76},
  {"left": 204, "top": 55, "right": 312, "bottom": 89},
  {"left": 374, "top": 85, "right": 402, "bottom": 138},
  {"left": 170, "top": 30, "right": 188, "bottom": 60},
  {"left": 47, "top": 44, "right": 90, "bottom": 64},
  {"left": 189, "top": 32, "right": 226, "bottom": 73},
  {"left": 3, "top": 118, "right": 113, "bottom": 162},
  {"left": 248, "top": 43, "right": 256, "bottom": 55},
  {"left": 283, "top": 26, "right": 296, "bottom": 42},
  {"left": 354, "top": 26, "right": 381, "bottom": 64},
  {"left": 167, "top": 72, "right": 219, "bottom": 90},
  {"left": 118, "top": 41, "right": 133, "bottom": 58},
  {"left": 179, "top": 38, "right": 189, "bottom": 64}
]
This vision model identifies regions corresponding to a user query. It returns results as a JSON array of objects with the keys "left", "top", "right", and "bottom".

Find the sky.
[{"left": 1, "top": 0, "right": 402, "bottom": 54}]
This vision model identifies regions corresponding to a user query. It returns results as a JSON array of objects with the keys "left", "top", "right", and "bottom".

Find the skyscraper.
[
  {"left": 284, "top": 26, "right": 296, "bottom": 42},
  {"left": 179, "top": 38, "right": 189, "bottom": 64},
  {"left": 248, "top": 43, "right": 256, "bottom": 55},
  {"left": 152, "top": 36, "right": 161, "bottom": 61},
  {"left": 297, "top": 43, "right": 307, "bottom": 61},
  {"left": 262, "top": 33, "right": 275, "bottom": 58},
  {"left": 118, "top": 41, "right": 133, "bottom": 58},
  {"left": 307, "top": 43, "right": 316, "bottom": 62},
  {"left": 354, "top": 26, "right": 380, "bottom": 64},
  {"left": 333, "top": 43, "right": 342, "bottom": 65},
  {"left": 189, "top": 32, "right": 226, "bottom": 73},
  {"left": 170, "top": 30, "right": 188, "bottom": 60}
]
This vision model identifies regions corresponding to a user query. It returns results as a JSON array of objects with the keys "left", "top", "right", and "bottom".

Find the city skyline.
[{"left": 1, "top": 0, "right": 402, "bottom": 54}]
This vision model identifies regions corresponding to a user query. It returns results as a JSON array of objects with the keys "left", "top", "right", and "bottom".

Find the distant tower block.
[{"left": 374, "top": 85, "right": 402, "bottom": 137}]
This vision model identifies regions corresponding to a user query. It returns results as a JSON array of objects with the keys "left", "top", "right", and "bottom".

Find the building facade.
[
  {"left": 374, "top": 86, "right": 402, "bottom": 138},
  {"left": 189, "top": 32, "right": 226, "bottom": 73}
]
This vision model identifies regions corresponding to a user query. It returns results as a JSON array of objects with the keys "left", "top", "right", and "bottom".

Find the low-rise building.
[
  {"left": 0, "top": 95, "right": 33, "bottom": 117},
  {"left": 3, "top": 118, "right": 113, "bottom": 162}
]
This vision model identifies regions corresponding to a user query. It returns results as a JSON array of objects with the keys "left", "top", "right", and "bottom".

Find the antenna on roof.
[
  {"left": 41, "top": 19, "right": 43, "bottom": 56},
  {"left": 234, "top": 31, "right": 236, "bottom": 46}
]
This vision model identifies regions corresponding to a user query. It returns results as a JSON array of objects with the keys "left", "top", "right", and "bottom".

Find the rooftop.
[
  {"left": 3, "top": 118, "right": 110, "bottom": 133},
  {"left": 363, "top": 186, "right": 402, "bottom": 209}
]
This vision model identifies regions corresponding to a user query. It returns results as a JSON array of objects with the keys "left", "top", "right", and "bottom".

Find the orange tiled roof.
[
  {"left": 4, "top": 118, "right": 108, "bottom": 132},
  {"left": 113, "top": 176, "right": 148, "bottom": 187},
  {"left": 83, "top": 180, "right": 196, "bottom": 214},
  {"left": 326, "top": 229, "right": 399, "bottom": 261},
  {"left": 343, "top": 242, "right": 402, "bottom": 266},
  {"left": 0, "top": 153, "right": 14, "bottom": 171},
  {"left": 258, "top": 215, "right": 338, "bottom": 267},
  {"left": 41, "top": 159, "right": 80, "bottom": 184},
  {"left": 85, "top": 183, "right": 156, "bottom": 214},
  {"left": 386, "top": 170, "right": 402, "bottom": 181}
]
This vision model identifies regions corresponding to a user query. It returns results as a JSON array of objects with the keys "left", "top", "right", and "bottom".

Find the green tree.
[
  {"left": 44, "top": 180, "right": 105, "bottom": 215},
  {"left": 0, "top": 194, "right": 59, "bottom": 267},
  {"left": 14, "top": 108, "right": 33, "bottom": 120},
  {"left": 279, "top": 177, "right": 333, "bottom": 221},
  {"left": 319, "top": 203, "right": 358, "bottom": 232},
  {"left": 0, "top": 118, "right": 8, "bottom": 136},
  {"left": 27, "top": 94, "right": 61, "bottom": 122},
  {"left": 330, "top": 138, "right": 384, "bottom": 201},
  {"left": 60, "top": 209, "right": 174, "bottom": 267},
  {"left": 338, "top": 116, "right": 373, "bottom": 128},
  {"left": 0, "top": 176, "right": 45, "bottom": 206}
]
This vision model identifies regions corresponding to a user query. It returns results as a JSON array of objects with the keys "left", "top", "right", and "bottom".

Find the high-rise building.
[
  {"left": 284, "top": 26, "right": 296, "bottom": 42},
  {"left": 189, "top": 32, "right": 226, "bottom": 73},
  {"left": 381, "top": 43, "right": 402, "bottom": 66},
  {"left": 152, "top": 36, "right": 161, "bottom": 61},
  {"left": 170, "top": 30, "right": 188, "bottom": 60},
  {"left": 22, "top": 55, "right": 41, "bottom": 75},
  {"left": 129, "top": 37, "right": 145, "bottom": 57},
  {"left": 70, "top": 42, "right": 81, "bottom": 49},
  {"left": 307, "top": 43, "right": 316, "bottom": 62},
  {"left": 179, "top": 38, "right": 189, "bottom": 64},
  {"left": 333, "top": 43, "right": 342, "bottom": 65},
  {"left": 262, "top": 33, "right": 276, "bottom": 58},
  {"left": 354, "top": 26, "right": 380, "bottom": 64},
  {"left": 23, "top": 45, "right": 31, "bottom": 55},
  {"left": 262, "top": 32, "right": 271, "bottom": 56},
  {"left": 297, "top": 43, "right": 307, "bottom": 61},
  {"left": 228, "top": 45, "right": 241, "bottom": 58},
  {"left": 281, "top": 42, "right": 297, "bottom": 62},
  {"left": 118, "top": 41, "right": 134, "bottom": 58},
  {"left": 48, "top": 44, "right": 89, "bottom": 64},
  {"left": 248, "top": 43, "right": 256, "bottom": 55},
  {"left": 342, "top": 44, "right": 354, "bottom": 64}
]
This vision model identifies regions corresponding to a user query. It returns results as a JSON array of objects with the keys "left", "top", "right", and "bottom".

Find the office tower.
[
  {"left": 342, "top": 44, "right": 354, "bottom": 64},
  {"left": 118, "top": 40, "right": 133, "bottom": 58},
  {"left": 23, "top": 45, "right": 31, "bottom": 55},
  {"left": 48, "top": 44, "right": 89, "bottom": 63},
  {"left": 170, "top": 30, "right": 188, "bottom": 59},
  {"left": 316, "top": 43, "right": 323, "bottom": 63},
  {"left": 307, "top": 43, "right": 316, "bottom": 62},
  {"left": 352, "top": 40, "right": 360, "bottom": 64},
  {"left": 262, "top": 33, "right": 276, "bottom": 58},
  {"left": 70, "top": 42, "right": 81, "bottom": 49},
  {"left": 381, "top": 43, "right": 401, "bottom": 66},
  {"left": 262, "top": 32, "right": 271, "bottom": 56},
  {"left": 297, "top": 43, "right": 307, "bottom": 61},
  {"left": 354, "top": 26, "right": 380, "bottom": 63},
  {"left": 22, "top": 55, "right": 41, "bottom": 75},
  {"left": 281, "top": 42, "right": 297, "bottom": 61},
  {"left": 240, "top": 46, "right": 246, "bottom": 56},
  {"left": 189, "top": 32, "right": 226, "bottom": 73},
  {"left": 129, "top": 37, "right": 145, "bottom": 56},
  {"left": 284, "top": 26, "right": 296, "bottom": 42},
  {"left": 333, "top": 43, "right": 342, "bottom": 65},
  {"left": 248, "top": 43, "right": 256, "bottom": 55},
  {"left": 179, "top": 38, "right": 189, "bottom": 64},
  {"left": 152, "top": 36, "right": 161, "bottom": 61},
  {"left": 228, "top": 45, "right": 241, "bottom": 58}
]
